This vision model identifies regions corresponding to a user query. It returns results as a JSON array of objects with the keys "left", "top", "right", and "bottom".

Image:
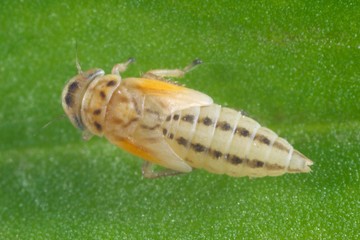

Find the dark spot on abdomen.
[
  {"left": 228, "top": 155, "right": 243, "bottom": 165},
  {"left": 202, "top": 117, "right": 213, "bottom": 126},
  {"left": 176, "top": 137, "right": 189, "bottom": 147},
  {"left": 210, "top": 149, "right": 223, "bottom": 159},
  {"left": 182, "top": 115, "right": 195, "bottom": 123},
  {"left": 273, "top": 141, "right": 289, "bottom": 152},
  {"left": 254, "top": 134, "right": 271, "bottom": 145},
  {"left": 191, "top": 143, "right": 207, "bottom": 152},
  {"left": 216, "top": 121, "right": 231, "bottom": 131},
  {"left": 235, "top": 127, "right": 250, "bottom": 137},
  {"left": 248, "top": 159, "right": 264, "bottom": 168}
]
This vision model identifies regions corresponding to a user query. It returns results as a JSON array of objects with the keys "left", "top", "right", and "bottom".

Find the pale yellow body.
[{"left": 62, "top": 60, "right": 313, "bottom": 178}]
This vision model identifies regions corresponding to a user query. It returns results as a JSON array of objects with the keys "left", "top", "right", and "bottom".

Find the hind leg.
[{"left": 142, "top": 59, "right": 202, "bottom": 80}]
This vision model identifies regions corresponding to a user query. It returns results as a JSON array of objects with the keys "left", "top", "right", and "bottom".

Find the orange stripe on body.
[{"left": 115, "top": 139, "right": 162, "bottom": 165}]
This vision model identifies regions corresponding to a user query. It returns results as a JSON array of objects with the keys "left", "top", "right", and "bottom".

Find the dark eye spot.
[
  {"left": 65, "top": 93, "right": 73, "bottom": 107},
  {"left": 68, "top": 82, "right": 79, "bottom": 93}
]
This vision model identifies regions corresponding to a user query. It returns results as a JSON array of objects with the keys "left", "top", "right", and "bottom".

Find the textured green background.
[{"left": 1, "top": 1, "right": 359, "bottom": 239}]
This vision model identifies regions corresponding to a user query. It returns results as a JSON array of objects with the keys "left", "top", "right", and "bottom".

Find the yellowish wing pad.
[
  {"left": 124, "top": 78, "right": 213, "bottom": 113},
  {"left": 115, "top": 138, "right": 192, "bottom": 173}
]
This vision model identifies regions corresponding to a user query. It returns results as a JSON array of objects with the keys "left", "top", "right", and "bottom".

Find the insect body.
[{"left": 62, "top": 59, "right": 313, "bottom": 178}]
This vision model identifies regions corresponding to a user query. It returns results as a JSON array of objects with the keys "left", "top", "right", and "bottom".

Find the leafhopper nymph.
[{"left": 62, "top": 59, "right": 313, "bottom": 178}]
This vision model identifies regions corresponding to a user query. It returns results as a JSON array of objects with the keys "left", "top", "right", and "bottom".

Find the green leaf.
[{"left": 1, "top": 1, "right": 359, "bottom": 239}]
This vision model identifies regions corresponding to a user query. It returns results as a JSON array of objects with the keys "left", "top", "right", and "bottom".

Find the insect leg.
[
  {"left": 141, "top": 161, "right": 185, "bottom": 178},
  {"left": 142, "top": 59, "right": 203, "bottom": 79},
  {"left": 111, "top": 58, "right": 136, "bottom": 75}
]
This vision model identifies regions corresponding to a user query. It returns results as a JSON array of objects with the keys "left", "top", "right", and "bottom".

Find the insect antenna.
[
  {"left": 75, "top": 40, "right": 82, "bottom": 74},
  {"left": 41, "top": 114, "right": 67, "bottom": 130}
]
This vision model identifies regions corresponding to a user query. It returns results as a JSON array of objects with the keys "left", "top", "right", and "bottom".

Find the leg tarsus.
[
  {"left": 141, "top": 161, "right": 185, "bottom": 179},
  {"left": 112, "top": 57, "right": 135, "bottom": 75}
]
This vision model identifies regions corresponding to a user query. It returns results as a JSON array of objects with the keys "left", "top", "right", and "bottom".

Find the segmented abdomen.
[{"left": 161, "top": 104, "right": 311, "bottom": 177}]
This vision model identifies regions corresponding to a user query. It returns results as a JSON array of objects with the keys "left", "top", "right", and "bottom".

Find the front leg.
[
  {"left": 142, "top": 59, "right": 202, "bottom": 80},
  {"left": 112, "top": 58, "right": 136, "bottom": 75}
]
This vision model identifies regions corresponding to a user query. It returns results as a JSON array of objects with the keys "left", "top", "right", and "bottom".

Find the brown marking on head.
[
  {"left": 64, "top": 82, "right": 80, "bottom": 107},
  {"left": 65, "top": 94, "right": 74, "bottom": 107},
  {"left": 173, "top": 114, "right": 180, "bottom": 120},
  {"left": 100, "top": 91, "right": 106, "bottom": 100},
  {"left": 254, "top": 134, "right": 271, "bottom": 145},
  {"left": 166, "top": 116, "right": 171, "bottom": 121},
  {"left": 94, "top": 121, "right": 102, "bottom": 131},
  {"left": 216, "top": 121, "right": 232, "bottom": 131},
  {"left": 235, "top": 127, "right": 250, "bottom": 137},
  {"left": 182, "top": 115, "right": 195, "bottom": 124},
  {"left": 68, "top": 81, "right": 79, "bottom": 92},
  {"left": 169, "top": 133, "right": 174, "bottom": 139},
  {"left": 93, "top": 109, "right": 101, "bottom": 115}
]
